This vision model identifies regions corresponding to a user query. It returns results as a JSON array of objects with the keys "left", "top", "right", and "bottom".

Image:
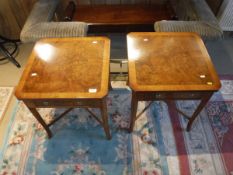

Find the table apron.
[
  {"left": 23, "top": 99, "right": 102, "bottom": 108},
  {"left": 135, "top": 91, "right": 213, "bottom": 101}
]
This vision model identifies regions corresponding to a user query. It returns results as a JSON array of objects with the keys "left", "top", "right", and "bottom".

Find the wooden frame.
[
  {"left": 127, "top": 32, "right": 221, "bottom": 132},
  {"left": 15, "top": 37, "right": 111, "bottom": 140}
]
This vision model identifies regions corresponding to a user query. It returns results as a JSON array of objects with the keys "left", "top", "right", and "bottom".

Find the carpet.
[
  {"left": 0, "top": 87, "right": 13, "bottom": 122},
  {"left": 0, "top": 77, "right": 233, "bottom": 175}
]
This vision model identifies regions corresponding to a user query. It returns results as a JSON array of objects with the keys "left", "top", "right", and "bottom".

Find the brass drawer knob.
[
  {"left": 76, "top": 101, "right": 82, "bottom": 105},
  {"left": 155, "top": 94, "right": 161, "bottom": 98},
  {"left": 43, "top": 101, "right": 49, "bottom": 105}
]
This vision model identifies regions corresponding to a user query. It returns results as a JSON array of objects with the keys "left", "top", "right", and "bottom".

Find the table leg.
[
  {"left": 108, "top": 77, "right": 112, "bottom": 90},
  {"left": 27, "top": 107, "right": 52, "bottom": 138},
  {"left": 186, "top": 93, "right": 213, "bottom": 131},
  {"left": 129, "top": 91, "right": 138, "bottom": 133},
  {"left": 100, "top": 98, "right": 111, "bottom": 140}
]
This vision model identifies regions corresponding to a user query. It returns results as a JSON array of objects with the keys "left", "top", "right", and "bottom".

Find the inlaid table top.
[
  {"left": 127, "top": 32, "right": 221, "bottom": 91},
  {"left": 15, "top": 37, "right": 110, "bottom": 99}
]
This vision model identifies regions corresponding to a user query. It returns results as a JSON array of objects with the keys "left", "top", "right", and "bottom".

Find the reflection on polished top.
[
  {"left": 127, "top": 32, "right": 221, "bottom": 91},
  {"left": 15, "top": 37, "right": 110, "bottom": 99}
]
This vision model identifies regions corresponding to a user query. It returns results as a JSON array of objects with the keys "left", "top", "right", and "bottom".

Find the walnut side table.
[
  {"left": 127, "top": 32, "right": 221, "bottom": 132},
  {"left": 15, "top": 37, "right": 111, "bottom": 140}
]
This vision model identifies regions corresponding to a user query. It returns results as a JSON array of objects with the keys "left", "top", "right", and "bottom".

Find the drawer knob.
[
  {"left": 156, "top": 94, "right": 161, "bottom": 97},
  {"left": 76, "top": 102, "right": 82, "bottom": 105},
  {"left": 43, "top": 101, "right": 49, "bottom": 105}
]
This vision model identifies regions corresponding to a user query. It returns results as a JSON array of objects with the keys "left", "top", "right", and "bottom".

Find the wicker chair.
[
  {"left": 154, "top": 0, "right": 223, "bottom": 40},
  {"left": 217, "top": 0, "right": 233, "bottom": 31},
  {"left": 20, "top": 0, "right": 88, "bottom": 43}
]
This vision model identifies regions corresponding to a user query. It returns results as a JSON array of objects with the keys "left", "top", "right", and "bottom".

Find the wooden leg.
[
  {"left": 108, "top": 76, "right": 112, "bottom": 90},
  {"left": 129, "top": 91, "right": 138, "bottom": 133},
  {"left": 126, "top": 78, "right": 129, "bottom": 86},
  {"left": 27, "top": 107, "right": 52, "bottom": 138},
  {"left": 100, "top": 98, "right": 111, "bottom": 140},
  {"left": 108, "top": 65, "right": 112, "bottom": 90},
  {"left": 187, "top": 93, "right": 213, "bottom": 131}
]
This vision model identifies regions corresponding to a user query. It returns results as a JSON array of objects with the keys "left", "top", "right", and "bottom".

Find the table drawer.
[
  {"left": 33, "top": 100, "right": 74, "bottom": 107},
  {"left": 172, "top": 92, "right": 202, "bottom": 99},
  {"left": 136, "top": 91, "right": 203, "bottom": 100},
  {"left": 73, "top": 100, "right": 101, "bottom": 108},
  {"left": 28, "top": 99, "right": 101, "bottom": 108}
]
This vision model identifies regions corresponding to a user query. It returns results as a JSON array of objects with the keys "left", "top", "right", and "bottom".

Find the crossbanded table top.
[
  {"left": 15, "top": 37, "right": 110, "bottom": 99},
  {"left": 127, "top": 32, "right": 221, "bottom": 91}
]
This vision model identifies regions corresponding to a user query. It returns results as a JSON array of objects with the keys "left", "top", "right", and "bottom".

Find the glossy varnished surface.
[
  {"left": 15, "top": 37, "right": 110, "bottom": 99},
  {"left": 127, "top": 32, "right": 221, "bottom": 91},
  {"left": 73, "top": 5, "right": 174, "bottom": 25}
]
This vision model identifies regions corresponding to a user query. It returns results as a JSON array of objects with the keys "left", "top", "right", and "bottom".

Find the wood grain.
[
  {"left": 15, "top": 37, "right": 110, "bottom": 99},
  {"left": 76, "top": 0, "right": 167, "bottom": 5},
  {"left": 0, "top": 0, "right": 37, "bottom": 38},
  {"left": 127, "top": 32, "right": 221, "bottom": 132},
  {"left": 127, "top": 32, "right": 221, "bottom": 91},
  {"left": 0, "top": 0, "right": 21, "bottom": 38},
  {"left": 73, "top": 4, "right": 174, "bottom": 24},
  {"left": 8, "top": 0, "right": 37, "bottom": 28},
  {"left": 15, "top": 37, "right": 111, "bottom": 139}
]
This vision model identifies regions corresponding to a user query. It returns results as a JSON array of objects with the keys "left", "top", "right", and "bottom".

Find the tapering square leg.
[{"left": 100, "top": 97, "right": 111, "bottom": 140}]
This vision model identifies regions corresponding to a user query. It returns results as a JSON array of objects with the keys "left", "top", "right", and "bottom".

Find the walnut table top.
[
  {"left": 14, "top": 37, "right": 111, "bottom": 139},
  {"left": 127, "top": 32, "right": 221, "bottom": 132},
  {"left": 15, "top": 37, "right": 110, "bottom": 100},
  {"left": 127, "top": 32, "right": 221, "bottom": 92}
]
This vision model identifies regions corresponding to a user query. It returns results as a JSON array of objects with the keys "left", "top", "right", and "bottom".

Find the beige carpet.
[
  {"left": 0, "top": 43, "right": 33, "bottom": 147},
  {"left": 0, "top": 42, "right": 128, "bottom": 149},
  {"left": 0, "top": 87, "right": 15, "bottom": 147},
  {"left": 0, "top": 87, "right": 14, "bottom": 121}
]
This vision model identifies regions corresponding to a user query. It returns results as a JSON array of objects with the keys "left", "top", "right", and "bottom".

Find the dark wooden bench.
[{"left": 69, "top": 3, "right": 176, "bottom": 33}]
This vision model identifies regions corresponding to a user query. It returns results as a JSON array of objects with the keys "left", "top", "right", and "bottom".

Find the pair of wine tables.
[{"left": 15, "top": 32, "right": 221, "bottom": 140}]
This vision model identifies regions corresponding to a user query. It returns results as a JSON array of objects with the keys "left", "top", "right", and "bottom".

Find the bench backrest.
[{"left": 75, "top": 0, "right": 167, "bottom": 5}]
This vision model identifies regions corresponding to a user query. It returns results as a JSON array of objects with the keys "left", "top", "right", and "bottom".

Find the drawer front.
[
  {"left": 31, "top": 99, "right": 101, "bottom": 108},
  {"left": 33, "top": 100, "right": 74, "bottom": 107},
  {"left": 172, "top": 92, "right": 202, "bottom": 99},
  {"left": 136, "top": 91, "right": 203, "bottom": 100},
  {"left": 73, "top": 100, "right": 101, "bottom": 108}
]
